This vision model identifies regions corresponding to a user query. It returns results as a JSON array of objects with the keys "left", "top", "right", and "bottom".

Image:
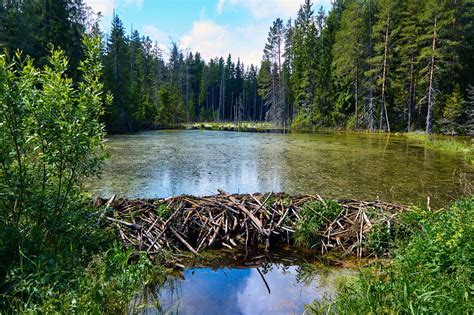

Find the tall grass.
[
  {"left": 1, "top": 243, "right": 167, "bottom": 313},
  {"left": 308, "top": 197, "right": 474, "bottom": 314},
  {"left": 405, "top": 132, "right": 473, "bottom": 154}
]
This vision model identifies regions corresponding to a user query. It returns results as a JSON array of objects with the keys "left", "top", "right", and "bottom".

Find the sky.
[{"left": 84, "top": 0, "right": 332, "bottom": 66}]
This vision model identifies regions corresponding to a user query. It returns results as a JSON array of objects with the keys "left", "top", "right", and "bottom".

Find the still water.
[
  {"left": 90, "top": 130, "right": 471, "bottom": 208},
  {"left": 132, "top": 263, "right": 352, "bottom": 315}
]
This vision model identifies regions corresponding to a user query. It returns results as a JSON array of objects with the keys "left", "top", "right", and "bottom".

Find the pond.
[
  {"left": 89, "top": 130, "right": 472, "bottom": 208},
  {"left": 131, "top": 252, "right": 354, "bottom": 315}
]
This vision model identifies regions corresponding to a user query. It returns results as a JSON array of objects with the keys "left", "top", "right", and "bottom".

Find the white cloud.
[
  {"left": 143, "top": 25, "right": 168, "bottom": 43},
  {"left": 85, "top": 0, "right": 117, "bottom": 16},
  {"left": 124, "top": 0, "right": 144, "bottom": 9},
  {"left": 85, "top": 0, "right": 143, "bottom": 16},
  {"left": 143, "top": 25, "right": 169, "bottom": 52},
  {"left": 217, "top": 0, "right": 331, "bottom": 19},
  {"left": 180, "top": 19, "right": 267, "bottom": 66}
]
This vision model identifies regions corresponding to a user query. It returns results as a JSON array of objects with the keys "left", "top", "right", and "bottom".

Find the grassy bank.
[
  {"left": 404, "top": 132, "right": 473, "bottom": 153},
  {"left": 308, "top": 196, "right": 474, "bottom": 314},
  {"left": 183, "top": 121, "right": 285, "bottom": 132}
]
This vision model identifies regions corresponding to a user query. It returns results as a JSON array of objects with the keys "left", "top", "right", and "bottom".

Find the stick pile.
[{"left": 95, "top": 191, "right": 406, "bottom": 258}]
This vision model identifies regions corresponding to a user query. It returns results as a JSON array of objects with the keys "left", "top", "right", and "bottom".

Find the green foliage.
[
  {"left": 405, "top": 132, "right": 473, "bottom": 155},
  {"left": 291, "top": 110, "right": 312, "bottom": 130},
  {"left": 442, "top": 85, "right": 465, "bottom": 134},
  {"left": 294, "top": 200, "right": 342, "bottom": 248},
  {"left": 0, "top": 35, "right": 107, "bottom": 252},
  {"left": 156, "top": 85, "right": 186, "bottom": 127},
  {"left": 310, "top": 197, "right": 474, "bottom": 314},
  {"left": 2, "top": 244, "right": 166, "bottom": 313},
  {"left": 4, "top": 0, "right": 474, "bottom": 133},
  {"left": 155, "top": 203, "right": 172, "bottom": 218},
  {"left": 0, "top": 36, "right": 171, "bottom": 314}
]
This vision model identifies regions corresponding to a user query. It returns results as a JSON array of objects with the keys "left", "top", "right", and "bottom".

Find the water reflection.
[
  {"left": 89, "top": 130, "right": 472, "bottom": 207},
  {"left": 133, "top": 264, "right": 349, "bottom": 315}
]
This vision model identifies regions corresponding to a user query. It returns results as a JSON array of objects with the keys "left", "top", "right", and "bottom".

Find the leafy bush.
[
  {"left": 0, "top": 35, "right": 108, "bottom": 258},
  {"left": 0, "top": 36, "right": 151, "bottom": 313},
  {"left": 291, "top": 111, "right": 313, "bottom": 130},
  {"left": 294, "top": 200, "right": 342, "bottom": 248},
  {"left": 309, "top": 197, "right": 474, "bottom": 314}
]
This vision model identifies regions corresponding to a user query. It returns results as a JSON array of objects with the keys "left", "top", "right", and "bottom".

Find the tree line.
[
  {"left": 1, "top": 0, "right": 473, "bottom": 134},
  {"left": 262, "top": 0, "right": 474, "bottom": 134}
]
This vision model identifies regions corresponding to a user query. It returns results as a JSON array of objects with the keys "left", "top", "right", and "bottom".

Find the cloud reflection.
[{"left": 143, "top": 264, "right": 341, "bottom": 315}]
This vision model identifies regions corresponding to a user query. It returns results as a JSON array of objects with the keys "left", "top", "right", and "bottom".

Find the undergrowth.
[
  {"left": 307, "top": 196, "right": 474, "bottom": 314},
  {"left": 1, "top": 242, "right": 166, "bottom": 313},
  {"left": 294, "top": 200, "right": 342, "bottom": 248}
]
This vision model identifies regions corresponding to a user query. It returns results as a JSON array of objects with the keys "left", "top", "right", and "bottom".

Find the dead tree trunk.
[
  {"left": 380, "top": 19, "right": 391, "bottom": 132},
  {"left": 426, "top": 17, "right": 437, "bottom": 134}
]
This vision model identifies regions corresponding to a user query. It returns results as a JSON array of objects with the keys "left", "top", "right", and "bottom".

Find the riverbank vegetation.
[
  {"left": 0, "top": 37, "right": 164, "bottom": 313},
  {"left": 2, "top": 1, "right": 473, "bottom": 134},
  {"left": 309, "top": 196, "right": 473, "bottom": 314},
  {"left": 404, "top": 132, "right": 473, "bottom": 154}
]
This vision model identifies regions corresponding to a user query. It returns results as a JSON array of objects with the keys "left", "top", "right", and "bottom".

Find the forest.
[
  {"left": 1, "top": 0, "right": 473, "bottom": 134},
  {"left": 0, "top": 0, "right": 473, "bottom": 313}
]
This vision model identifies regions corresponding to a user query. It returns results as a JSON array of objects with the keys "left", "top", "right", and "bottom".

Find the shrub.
[
  {"left": 291, "top": 111, "right": 313, "bottom": 130},
  {"left": 0, "top": 35, "right": 108, "bottom": 254},
  {"left": 309, "top": 197, "right": 474, "bottom": 314},
  {"left": 294, "top": 200, "right": 342, "bottom": 248}
]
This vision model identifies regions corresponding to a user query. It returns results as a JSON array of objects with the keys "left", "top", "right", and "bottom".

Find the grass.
[
  {"left": 307, "top": 196, "right": 474, "bottom": 314},
  {"left": 1, "top": 243, "right": 168, "bottom": 313},
  {"left": 404, "top": 132, "right": 473, "bottom": 153},
  {"left": 0, "top": 200, "right": 170, "bottom": 314},
  {"left": 184, "top": 121, "right": 284, "bottom": 132}
]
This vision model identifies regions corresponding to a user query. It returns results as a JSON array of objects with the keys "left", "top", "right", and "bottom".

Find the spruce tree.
[{"left": 333, "top": 0, "right": 368, "bottom": 129}]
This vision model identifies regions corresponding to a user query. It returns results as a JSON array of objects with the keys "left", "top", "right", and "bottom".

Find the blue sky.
[{"left": 85, "top": 0, "right": 332, "bottom": 65}]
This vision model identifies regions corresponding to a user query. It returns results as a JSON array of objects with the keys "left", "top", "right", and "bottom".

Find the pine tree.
[
  {"left": 333, "top": 0, "right": 368, "bottom": 129},
  {"left": 417, "top": 0, "right": 458, "bottom": 133},
  {"left": 367, "top": 0, "right": 399, "bottom": 131},
  {"left": 291, "top": 0, "right": 319, "bottom": 127},
  {"left": 103, "top": 14, "right": 132, "bottom": 132},
  {"left": 395, "top": 0, "right": 423, "bottom": 131},
  {"left": 465, "top": 85, "right": 474, "bottom": 136},
  {"left": 262, "top": 18, "right": 287, "bottom": 125}
]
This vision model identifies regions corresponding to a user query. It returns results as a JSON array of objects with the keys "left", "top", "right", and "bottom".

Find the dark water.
[
  {"left": 132, "top": 263, "right": 352, "bottom": 315},
  {"left": 89, "top": 130, "right": 472, "bottom": 208}
]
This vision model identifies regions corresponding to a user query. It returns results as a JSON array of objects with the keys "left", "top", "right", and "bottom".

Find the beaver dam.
[{"left": 95, "top": 191, "right": 406, "bottom": 261}]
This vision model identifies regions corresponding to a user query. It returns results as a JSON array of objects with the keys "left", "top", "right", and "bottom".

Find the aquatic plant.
[{"left": 404, "top": 132, "right": 473, "bottom": 154}]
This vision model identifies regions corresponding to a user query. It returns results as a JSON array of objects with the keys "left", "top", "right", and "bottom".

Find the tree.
[
  {"left": 102, "top": 14, "right": 131, "bottom": 132},
  {"left": 291, "top": 0, "right": 319, "bottom": 127},
  {"left": 441, "top": 85, "right": 464, "bottom": 134},
  {"left": 464, "top": 85, "right": 474, "bottom": 136},
  {"left": 395, "top": 0, "right": 423, "bottom": 131},
  {"left": 333, "top": 0, "right": 368, "bottom": 129},
  {"left": 262, "top": 18, "right": 287, "bottom": 125},
  {"left": 0, "top": 34, "right": 107, "bottom": 244},
  {"left": 418, "top": 0, "right": 458, "bottom": 133},
  {"left": 367, "top": 0, "right": 399, "bottom": 131}
]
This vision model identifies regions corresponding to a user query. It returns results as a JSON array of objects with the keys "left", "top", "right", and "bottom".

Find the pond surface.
[
  {"left": 132, "top": 263, "right": 351, "bottom": 315},
  {"left": 90, "top": 130, "right": 472, "bottom": 208}
]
